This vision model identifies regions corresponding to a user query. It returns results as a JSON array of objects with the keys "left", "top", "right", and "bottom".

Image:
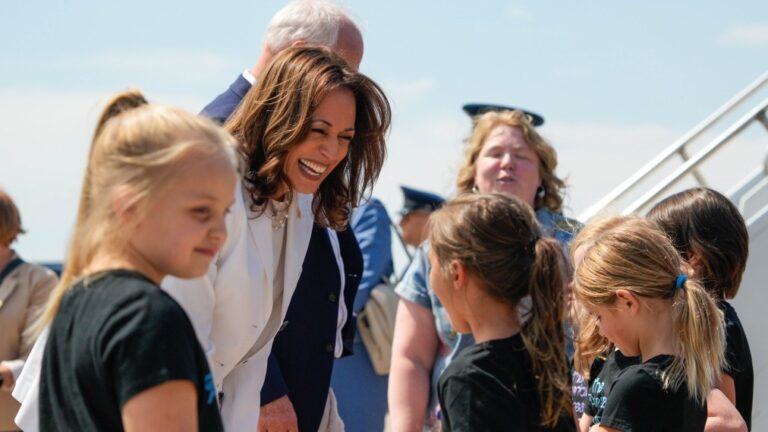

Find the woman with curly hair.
[{"left": 388, "top": 110, "right": 580, "bottom": 430}]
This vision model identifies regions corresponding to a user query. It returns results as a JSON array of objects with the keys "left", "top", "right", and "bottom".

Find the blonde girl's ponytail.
[
  {"left": 524, "top": 236, "right": 572, "bottom": 428},
  {"left": 33, "top": 91, "right": 150, "bottom": 337},
  {"left": 668, "top": 274, "right": 726, "bottom": 402},
  {"left": 92, "top": 90, "right": 148, "bottom": 141}
]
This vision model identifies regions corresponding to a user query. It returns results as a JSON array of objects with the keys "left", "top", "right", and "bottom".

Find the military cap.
[
  {"left": 462, "top": 103, "right": 545, "bottom": 127},
  {"left": 399, "top": 186, "right": 445, "bottom": 216}
]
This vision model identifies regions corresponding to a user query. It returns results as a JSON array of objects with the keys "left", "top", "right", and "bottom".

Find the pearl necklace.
[{"left": 268, "top": 199, "right": 289, "bottom": 231}]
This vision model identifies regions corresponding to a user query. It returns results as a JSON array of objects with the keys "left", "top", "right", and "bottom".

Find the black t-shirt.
[
  {"left": 40, "top": 270, "right": 223, "bottom": 432},
  {"left": 585, "top": 350, "right": 640, "bottom": 424},
  {"left": 438, "top": 333, "right": 575, "bottom": 432},
  {"left": 600, "top": 355, "right": 706, "bottom": 432},
  {"left": 719, "top": 301, "right": 753, "bottom": 430},
  {"left": 571, "top": 365, "right": 589, "bottom": 418}
]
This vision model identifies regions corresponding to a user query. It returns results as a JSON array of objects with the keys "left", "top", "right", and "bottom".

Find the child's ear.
[
  {"left": 450, "top": 260, "right": 466, "bottom": 291},
  {"left": 615, "top": 289, "right": 640, "bottom": 315},
  {"left": 112, "top": 185, "right": 136, "bottom": 223},
  {"left": 687, "top": 251, "right": 703, "bottom": 275}
]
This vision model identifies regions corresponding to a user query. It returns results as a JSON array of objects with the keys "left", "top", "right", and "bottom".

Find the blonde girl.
[
  {"left": 428, "top": 193, "right": 574, "bottom": 431},
  {"left": 36, "top": 90, "right": 238, "bottom": 431},
  {"left": 572, "top": 216, "right": 725, "bottom": 431}
]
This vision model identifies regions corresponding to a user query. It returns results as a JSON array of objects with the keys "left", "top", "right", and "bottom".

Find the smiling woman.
[
  {"left": 226, "top": 45, "right": 389, "bottom": 230},
  {"left": 283, "top": 87, "right": 356, "bottom": 195},
  {"left": 157, "top": 44, "right": 392, "bottom": 431}
]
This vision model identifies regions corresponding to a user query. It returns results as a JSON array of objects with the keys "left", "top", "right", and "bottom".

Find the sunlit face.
[
  {"left": 473, "top": 125, "right": 541, "bottom": 206},
  {"left": 428, "top": 248, "right": 470, "bottom": 333},
  {"left": 129, "top": 154, "right": 237, "bottom": 283},
  {"left": 283, "top": 88, "right": 356, "bottom": 195},
  {"left": 572, "top": 243, "right": 639, "bottom": 355},
  {"left": 399, "top": 210, "right": 430, "bottom": 247}
]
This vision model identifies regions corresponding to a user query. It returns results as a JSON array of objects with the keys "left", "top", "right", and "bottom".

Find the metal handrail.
[
  {"left": 623, "top": 99, "right": 768, "bottom": 214},
  {"left": 579, "top": 70, "right": 768, "bottom": 221}
]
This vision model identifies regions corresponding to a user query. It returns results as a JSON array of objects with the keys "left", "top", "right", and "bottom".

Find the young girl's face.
[
  {"left": 129, "top": 154, "right": 237, "bottom": 283},
  {"left": 428, "top": 248, "right": 470, "bottom": 334},
  {"left": 573, "top": 243, "right": 640, "bottom": 356},
  {"left": 283, "top": 87, "right": 356, "bottom": 195},
  {"left": 583, "top": 303, "right": 638, "bottom": 356}
]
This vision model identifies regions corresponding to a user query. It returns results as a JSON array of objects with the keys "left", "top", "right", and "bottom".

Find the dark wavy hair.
[
  {"left": 648, "top": 187, "right": 749, "bottom": 299},
  {"left": 225, "top": 45, "right": 390, "bottom": 229}
]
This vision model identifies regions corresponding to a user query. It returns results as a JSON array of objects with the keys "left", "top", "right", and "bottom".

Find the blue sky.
[{"left": 2, "top": 1, "right": 767, "bottom": 261}]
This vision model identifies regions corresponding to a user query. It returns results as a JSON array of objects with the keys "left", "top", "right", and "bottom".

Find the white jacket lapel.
[
  {"left": 244, "top": 187, "right": 274, "bottom": 290},
  {"left": 282, "top": 193, "right": 314, "bottom": 314}
]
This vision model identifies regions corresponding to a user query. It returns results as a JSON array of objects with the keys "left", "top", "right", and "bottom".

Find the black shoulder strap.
[{"left": 0, "top": 257, "right": 25, "bottom": 285}]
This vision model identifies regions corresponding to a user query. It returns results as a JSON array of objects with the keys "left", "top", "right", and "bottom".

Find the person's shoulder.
[
  {"left": 352, "top": 197, "right": 390, "bottom": 228},
  {"left": 446, "top": 343, "right": 486, "bottom": 371},
  {"left": 394, "top": 241, "right": 432, "bottom": 303},
  {"left": 589, "top": 355, "right": 607, "bottom": 381},
  {"left": 17, "top": 261, "right": 58, "bottom": 286},
  {"left": 445, "top": 336, "right": 524, "bottom": 376},
  {"left": 90, "top": 270, "right": 181, "bottom": 315},
  {"left": 536, "top": 208, "right": 582, "bottom": 238},
  {"left": 608, "top": 349, "right": 641, "bottom": 371},
  {"left": 440, "top": 343, "right": 500, "bottom": 390},
  {"left": 719, "top": 300, "right": 752, "bottom": 371},
  {"left": 719, "top": 301, "right": 744, "bottom": 328},
  {"left": 613, "top": 357, "right": 667, "bottom": 396}
]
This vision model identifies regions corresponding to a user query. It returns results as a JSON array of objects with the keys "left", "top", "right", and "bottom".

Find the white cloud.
[
  {"left": 21, "top": 51, "right": 239, "bottom": 83},
  {"left": 721, "top": 24, "right": 768, "bottom": 45},
  {"left": 505, "top": 5, "right": 531, "bottom": 20},
  {"left": 381, "top": 78, "right": 434, "bottom": 107}
]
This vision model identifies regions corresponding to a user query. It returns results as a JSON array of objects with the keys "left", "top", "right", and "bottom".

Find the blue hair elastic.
[{"left": 675, "top": 274, "right": 687, "bottom": 290}]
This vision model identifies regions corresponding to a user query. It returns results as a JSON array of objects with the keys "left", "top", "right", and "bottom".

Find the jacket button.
[
  {"left": 328, "top": 292, "right": 337, "bottom": 302},
  {"left": 325, "top": 343, "right": 334, "bottom": 353}
]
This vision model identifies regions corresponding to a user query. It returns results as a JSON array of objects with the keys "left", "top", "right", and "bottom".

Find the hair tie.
[{"left": 675, "top": 274, "right": 687, "bottom": 290}]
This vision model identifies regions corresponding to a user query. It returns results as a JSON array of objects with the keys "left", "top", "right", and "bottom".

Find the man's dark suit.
[{"left": 201, "top": 75, "right": 362, "bottom": 431}]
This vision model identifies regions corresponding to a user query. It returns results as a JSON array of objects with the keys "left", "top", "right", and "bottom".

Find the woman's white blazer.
[{"left": 163, "top": 181, "right": 314, "bottom": 431}]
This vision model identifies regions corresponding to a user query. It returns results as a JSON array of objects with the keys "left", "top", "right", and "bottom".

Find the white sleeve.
[
  {"left": 12, "top": 327, "right": 49, "bottom": 432},
  {"left": 162, "top": 264, "right": 220, "bottom": 383},
  {"left": 241, "top": 69, "right": 256, "bottom": 85}
]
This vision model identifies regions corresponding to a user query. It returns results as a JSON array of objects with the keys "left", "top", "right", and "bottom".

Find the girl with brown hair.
[{"left": 428, "top": 193, "right": 574, "bottom": 431}]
